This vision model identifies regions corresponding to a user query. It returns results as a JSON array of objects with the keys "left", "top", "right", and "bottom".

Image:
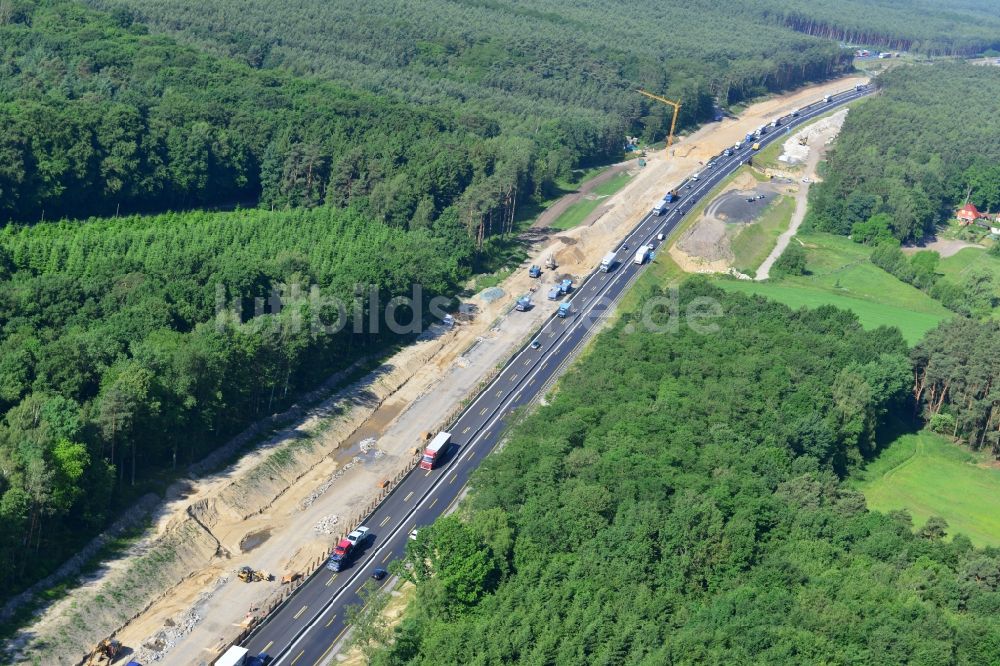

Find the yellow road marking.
[
  {"left": 510, "top": 374, "right": 518, "bottom": 381},
  {"left": 404, "top": 491, "right": 414, "bottom": 502},
  {"left": 480, "top": 407, "right": 488, "bottom": 415},
  {"left": 291, "top": 649, "right": 305, "bottom": 665},
  {"left": 379, "top": 515, "right": 391, "bottom": 527},
  {"left": 325, "top": 573, "right": 337, "bottom": 586},
  {"left": 325, "top": 614, "right": 337, "bottom": 628},
  {"left": 293, "top": 605, "right": 308, "bottom": 620},
  {"left": 450, "top": 474, "right": 457, "bottom": 484},
  {"left": 263, "top": 641, "right": 273, "bottom": 653},
  {"left": 382, "top": 552, "right": 392, "bottom": 563},
  {"left": 430, "top": 497, "right": 438, "bottom": 508},
  {"left": 462, "top": 426, "right": 471, "bottom": 434},
  {"left": 495, "top": 389, "right": 503, "bottom": 397},
  {"left": 485, "top": 430, "right": 492, "bottom": 438}
]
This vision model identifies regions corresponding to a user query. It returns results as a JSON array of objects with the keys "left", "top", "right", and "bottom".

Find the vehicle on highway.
[
  {"left": 217, "top": 646, "right": 271, "bottom": 666},
  {"left": 657, "top": 232, "right": 666, "bottom": 241},
  {"left": 652, "top": 200, "right": 668, "bottom": 216},
  {"left": 633, "top": 245, "right": 652, "bottom": 265},
  {"left": 752, "top": 142, "right": 760, "bottom": 151},
  {"left": 530, "top": 339, "right": 541, "bottom": 349},
  {"left": 419, "top": 432, "right": 451, "bottom": 470},
  {"left": 723, "top": 148, "right": 732, "bottom": 157},
  {"left": 557, "top": 302, "right": 571, "bottom": 318},
  {"left": 371, "top": 568, "right": 388, "bottom": 581},
  {"left": 691, "top": 171, "right": 700, "bottom": 180},
  {"left": 824, "top": 94, "right": 833, "bottom": 103},
  {"left": 409, "top": 528, "right": 420, "bottom": 541},
  {"left": 664, "top": 190, "right": 679, "bottom": 203},
  {"left": 345, "top": 526, "right": 370, "bottom": 547},
  {"left": 600, "top": 251, "right": 617, "bottom": 273},
  {"left": 734, "top": 141, "right": 742, "bottom": 150}
]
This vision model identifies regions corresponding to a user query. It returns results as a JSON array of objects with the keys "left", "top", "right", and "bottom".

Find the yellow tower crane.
[{"left": 636, "top": 89, "right": 682, "bottom": 154}]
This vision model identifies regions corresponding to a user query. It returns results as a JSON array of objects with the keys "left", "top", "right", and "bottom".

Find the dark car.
[
  {"left": 372, "top": 568, "right": 388, "bottom": 581},
  {"left": 530, "top": 339, "right": 541, "bottom": 350},
  {"left": 247, "top": 654, "right": 272, "bottom": 666}
]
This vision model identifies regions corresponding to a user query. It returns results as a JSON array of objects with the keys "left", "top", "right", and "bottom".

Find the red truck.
[{"left": 420, "top": 432, "right": 451, "bottom": 470}]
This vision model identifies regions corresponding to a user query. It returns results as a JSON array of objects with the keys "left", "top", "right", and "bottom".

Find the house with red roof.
[{"left": 955, "top": 203, "right": 988, "bottom": 225}]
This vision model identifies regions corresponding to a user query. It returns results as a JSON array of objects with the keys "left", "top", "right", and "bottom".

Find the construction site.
[{"left": 3, "top": 75, "right": 867, "bottom": 666}]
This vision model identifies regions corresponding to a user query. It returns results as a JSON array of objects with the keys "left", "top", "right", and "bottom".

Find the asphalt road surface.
[{"left": 238, "top": 84, "right": 873, "bottom": 666}]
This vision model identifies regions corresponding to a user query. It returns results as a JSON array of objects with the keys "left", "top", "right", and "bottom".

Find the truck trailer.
[
  {"left": 633, "top": 246, "right": 651, "bottom": 265},
  {"left": 600, "top": 252, "right": 617, "bottom": 273},
  {"left": 420, "top": 431, "right": 451, "bottom": 470},
  {"left": 215, "top": 647, "right": 249, "bottom": 666}
]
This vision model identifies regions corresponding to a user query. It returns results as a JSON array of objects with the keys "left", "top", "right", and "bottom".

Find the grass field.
[
  {"left": 854, "top": 431, "right": 1000, "bottom": 548},
  {"left": 938, "top": 246, "right": 1000, "bottom": 289},
  {"left": 730, "top": 195, "right": 795, "bottom": 274},
  {"left": 550, "top": 172, "right": 633, "bottom": 231},
  {"left": 715, "top": 232, "right": 951, "bottom": 344}
]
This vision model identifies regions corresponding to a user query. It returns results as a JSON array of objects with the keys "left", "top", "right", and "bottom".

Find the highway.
[{"left": 238, "top": 84, "right": 872, "bottom": 666}]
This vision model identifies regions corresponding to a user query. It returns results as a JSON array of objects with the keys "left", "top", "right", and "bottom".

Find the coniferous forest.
[
  {"left": 809, "top": 64, "right": 1000, "bottom": 243},
  {"left": 4, "top": 0, "right": 1000, "bottom": 626}
]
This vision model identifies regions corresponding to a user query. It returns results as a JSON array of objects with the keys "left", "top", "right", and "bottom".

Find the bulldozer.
[
  {"left": 237, "top": 565, "right": 272, "bottom": 583},
  {"left": 85, "top": 638, "right": 122, "bottom": 665},
  {"left": 797, "top": 135, "right": 808, "bottom": 146}
]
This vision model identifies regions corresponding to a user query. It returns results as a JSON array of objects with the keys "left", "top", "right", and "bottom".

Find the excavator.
[
  {"left": 237, "top": 566, "right": 272, "bottom": 583},
  {"left": 84, "top": 638, "right": 123, "bottom": 665}
]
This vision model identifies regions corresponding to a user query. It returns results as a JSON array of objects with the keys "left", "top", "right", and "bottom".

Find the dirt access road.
[
  {"left": 756, "top": 107, "right": 850, "bottom": 280},
  {"left": 6, "top": 73, "right": 868, "bottom": 666}
]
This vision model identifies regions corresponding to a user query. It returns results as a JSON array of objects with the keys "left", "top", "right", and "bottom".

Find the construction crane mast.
[{"left": 637, "top": 89, "right": 682, "bottom": 154}]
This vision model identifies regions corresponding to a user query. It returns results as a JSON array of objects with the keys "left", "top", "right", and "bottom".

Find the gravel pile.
[
  {"left": 313, "top": 514, "right": 340, "bottom": 534},
  {"left": 135, "top": 576, "right": 228, "bottom": 662}
]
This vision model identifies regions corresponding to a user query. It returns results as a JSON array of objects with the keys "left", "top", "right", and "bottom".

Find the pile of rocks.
[{"left": 313, "top": 514, "right": 340, "bottom": 535}]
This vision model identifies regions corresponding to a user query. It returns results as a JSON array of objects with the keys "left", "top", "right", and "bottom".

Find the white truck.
[
  {"left": 600, "top": 251, "right": 617, "bottom": 273},
  {"left": 633, "top": 245, "right": 652, "bottom": 265},
  {"left": 652, "top": 200, "right": 668, "bottom": 216},
  {"left": 215, "top": 646, "right": 249, "bottom": 666}
]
